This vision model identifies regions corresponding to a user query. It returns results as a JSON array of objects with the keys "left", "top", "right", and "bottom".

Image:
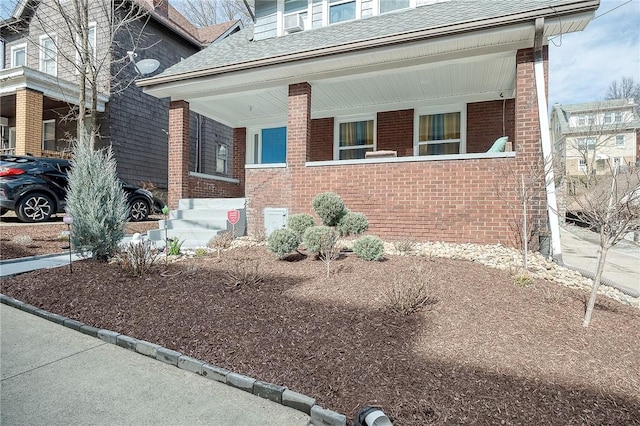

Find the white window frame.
[
  {"left": 282, "top": 0, "right": 312, "bottom": 34},
  {"left": 576, "top": 137, "right": 595, "bottom": 150},
  {"left": 414, "top": 105, "right": 466, "bottom": 156},
  {"left": 604, "top": 112, "right": 612, "bottom": 124},
  {"left": 0, "top": 40, "right": 5, "bottom": 70},
  {"left": 10, "top": 43, "right": 27, "bottom": 68},
  {"left": 76, "top": 22, "right": 97, "bottom": 72},
  {"left": 216, "top": 144, "right": 228, "bottom": 173},
  {"left": 334, "top": 115, "right": 376, "bottom": 160},
  {"left": 578, "top": 159, "right": 586, "bottom": 171},
  {"left": 39, "top": 35, "right": 57, "bottom": 76},
  {"left": 615, "top": 135, "right": 625, "bottom": 147},
  {"left": 577, "top": 115, "right": 586, "bottom": 126},
  {"left": 324, "top": 0, "right": 361, "bottom": 25},
  {"left": 42, "top": 119, "right": 56, "bottom": 151},
  {"left": 375, "top": 0, "right": 414, "bottom": 15},
  {"left": 247, "top": 123, "right": 288, "bottom": 165}
]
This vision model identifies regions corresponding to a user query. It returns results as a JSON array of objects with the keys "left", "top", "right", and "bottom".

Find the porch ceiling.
[{"left": 146, "top": 13, "right": 592, "bottom": 128}]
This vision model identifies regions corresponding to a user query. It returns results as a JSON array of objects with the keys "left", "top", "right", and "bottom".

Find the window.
[
  {"left": 283, "top": 0, "right": 308, "bottom": 32},
  {"left": 76, "top": 23, "right": 97, "bottom": 70},
  {"left": 614, "top": 112, "right": 622, "bottom": 122},
  {"left": 42, "top": 120, "right": 56, "bottom": 151},
  {"left": 39, "top": 36, "right": 57, "bottom": 76},
  {"left": 285, "top": 0, "right": 307, "bottom": 12},
  {"left": 604, "top": 112, "right": 612, "bottom": 124},
  {"left": 10, "top": 44, "right": 26, "bottom": 67},
  {"left": 416, "top": 111, "right": 462, "bottom": 155},
  {"left": 578, "top": 159, "right": 586, "bottom": 171},
  {"left": 329, "top": 0, "right": 356, "bottom": 24},
  {"left": 577, "top": 115, "right": 586, "bottom": 126},
  {"left": 379, "top": 0, "right": 410, "bottom": 13},
  {"left": 613, "top": 157, "right": 621, "bottom": 167},
  {"left": 335, "top": 118, "right": 374, "bottom": 160},
  {"left": 216, "top": 144, "right": 227, "bottom": 174},
  {"left": 576, "top": 138, "right": 595, "bottom": 150},
  {"left": 616, "top": 135, "right": 625, "bottom": 147}
]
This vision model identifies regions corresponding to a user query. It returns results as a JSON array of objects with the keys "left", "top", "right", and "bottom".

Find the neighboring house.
[
  {"left": 0, "top": 0, "right": 242, "bottom": 189},
  {"left": 550, "top": 99, "right": 640, "bottom": 177},
  {"left": 139, "top": 0, "right": 600, "bottom": 249}
]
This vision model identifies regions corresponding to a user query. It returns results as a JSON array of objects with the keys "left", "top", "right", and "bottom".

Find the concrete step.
[
  {"left": 169, "top": 208, "right": 237, "bottom": 221},
  {"left": 158, "top": 218, "right": 227, "bottom": 230},
  {"left": 147, "top": 228, "right": 222, "bottom": 248},
  {"left": 178, "top": 198, "right": 245, "bottom": 211}
]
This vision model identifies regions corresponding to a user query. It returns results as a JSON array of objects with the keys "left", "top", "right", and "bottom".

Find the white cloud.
[{"left": 549, "top": 0, "right": 640, "bottom": 107}]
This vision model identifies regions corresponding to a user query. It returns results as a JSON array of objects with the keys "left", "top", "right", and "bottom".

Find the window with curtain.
[
  {"left": 417, "top": 112, "right": 461, "bottom": 155},
  {"left": 337, "top": 119, "right": 374, "bottom": 160},
  {"left": 216, "top": 144, "right": 227, "bottom": 173}
]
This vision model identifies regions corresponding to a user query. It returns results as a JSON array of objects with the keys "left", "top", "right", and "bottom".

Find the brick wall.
[
  {"left": 310, "top": 118, "right": 334, "bottom": 161},
  {"left": 467, "top": 100, "right": 515, "bottom": 153},
  {"left": 377, "top": 109, "right": 414, "bottom": 156},
  {"left": 168, "top": 100, "right": 190, "bottom": 208},
  {"left": 15, "top": 89, "right": 43, "bottom": 156}
]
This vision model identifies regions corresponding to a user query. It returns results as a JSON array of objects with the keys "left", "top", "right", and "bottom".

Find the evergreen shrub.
[
  {"left": 267, "top": 228, "right": 299, "bottom": 259},
  {"left": 287, "top": 213, "right": 315, "bottom": 242},
  {"left": 353, "top": 235, "right": 384, "bottom": 261},
  {"left": 311, "top": 192, "right": 346, "bottom": 226},
  {"left": 336, "top": 211, "right": 368, "bottom": 236}
]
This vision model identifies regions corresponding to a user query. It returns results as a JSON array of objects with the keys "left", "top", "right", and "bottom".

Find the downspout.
[{"left": 533, "top": 17, "right": 563, "bottom": 262}]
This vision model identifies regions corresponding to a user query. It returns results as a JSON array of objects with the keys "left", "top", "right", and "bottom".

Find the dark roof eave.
[{"left": 137, "top": 0, "right": 599, "bottom": 88}]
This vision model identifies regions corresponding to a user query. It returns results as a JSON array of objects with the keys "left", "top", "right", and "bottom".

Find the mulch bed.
[{"left": 1, "top": 243, "right": 639, "bottom": 425}]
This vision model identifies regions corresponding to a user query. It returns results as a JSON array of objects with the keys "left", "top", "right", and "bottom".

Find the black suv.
[{"left": 0, "top": 155, "right": 164, "bottom": 223}]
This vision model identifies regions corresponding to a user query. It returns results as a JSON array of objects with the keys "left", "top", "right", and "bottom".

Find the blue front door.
[{"left": 261, "top": 127, "right": 287, "bottom": 164}]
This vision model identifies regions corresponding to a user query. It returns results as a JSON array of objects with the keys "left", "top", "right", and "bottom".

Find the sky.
[
  {"left": 548, "top": 0, "right": 640, "bottom": 107},
  {"left": 1, "top": 0, "right": 638, "bottom": 108}
]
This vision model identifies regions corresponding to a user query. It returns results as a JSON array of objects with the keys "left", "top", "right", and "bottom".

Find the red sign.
[{"left": 227, "top": 209, "right": 240, "bottom": 225}]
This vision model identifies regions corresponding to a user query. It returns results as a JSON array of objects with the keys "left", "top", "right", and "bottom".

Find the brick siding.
[
  {"left": 377, "top": 109, "right": 414, "bottom": 156},
  {"left": 15, "top": 89, "right": 43, "bottom": 155},
  {"left": 467, "top": 100, "right": 515, "bottom": 153},
  {"left": 310, "top": 118, "right": 334, "bottom": 161}
]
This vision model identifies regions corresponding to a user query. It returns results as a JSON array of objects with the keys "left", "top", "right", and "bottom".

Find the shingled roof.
[{"left": 147, "top": 0, "right": 598, "bottom": 81}]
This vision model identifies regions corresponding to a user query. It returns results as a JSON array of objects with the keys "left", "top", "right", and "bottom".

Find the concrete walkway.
[
  {"left": 559, "top": 225, "right": 640, "bottom": 296},
  {"left": 0, "top": 304, "right": 311, "bottom": 426}
]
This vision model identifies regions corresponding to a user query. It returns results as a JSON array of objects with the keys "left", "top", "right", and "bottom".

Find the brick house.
[
  {"left": 550, "top": 99, "right": 640, "bottom": 176},
  {"left": 0, "top": 0, "right": 242, "bottom": 189},
  {"left": 139, "top": 0, "right": 600, "bottom": 252}
]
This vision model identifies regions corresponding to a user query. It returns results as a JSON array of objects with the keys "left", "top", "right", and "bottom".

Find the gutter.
[
  {"left": 137, "top": 0, "right": 599, "bottom": 87},
  {"left": 533, "top": 17, "right": 563, "bottom": 262}
]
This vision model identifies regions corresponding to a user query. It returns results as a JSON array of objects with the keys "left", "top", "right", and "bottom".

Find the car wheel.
[
  {"left": 129, "top": 198, "right": 150, "bottom": 222},
  {"left": 0, "top": 208, "right": 7, "bottom": 216},
  {"left": 16, "top": 193, "right": 54, "bottom": 223}
]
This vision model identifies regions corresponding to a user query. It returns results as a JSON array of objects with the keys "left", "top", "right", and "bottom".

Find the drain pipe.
[
  {"left": 533, "top": 17, "right": 563, "bottom": 262},
  {"left": 355, "top": 406, "right": 393, "bottom": 426}
]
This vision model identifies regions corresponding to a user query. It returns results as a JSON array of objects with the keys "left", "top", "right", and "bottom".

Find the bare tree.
[
  {"left": 569, "top": 166, "right": 640, "bottom": 327},
  {"left": 605, "top": 76, "right": 640, "bottom": 103},
  {"left": 7, "top": 0, "right": 151, "bottom": 149},
  {"left": 172, "top": 0, "right": 253, "bottom": 26}
]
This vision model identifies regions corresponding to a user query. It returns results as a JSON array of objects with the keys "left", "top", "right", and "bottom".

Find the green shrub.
[
  {"left": 166, "top": 237, "right": 184, "bottom": 256},
  {"left": 116, "top": 239, "right": 159, "bottom": 277},
  {"left": 267, "top": 228, "right": 299, "bottom": 259},
  {"left": 311, "top": 192, "right": 346, "bottom": 226},
  {"left": 287, "top": 213, "right": 315, "bottom": 242},
  {"left": 66, "top": 141, "right": 128, "bottom": 261},
  {"left": 336, "top": 211, "right": 368, "bottom": 236},
  {"left": 353, "top": 235, "right": 384, "bottom": 261},
  {"left": 302, "top": 226, "right": 338, "bottom": 254}
]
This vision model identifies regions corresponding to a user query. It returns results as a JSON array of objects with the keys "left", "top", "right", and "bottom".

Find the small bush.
[
  {"left": 12, "top": 235, "right": 34, "bottom": 246},
  {"left": 394, "top": 239, "right": 416, "bottom": 255},
  {"left": 116, "top": 239, "right": 159, "bottom": 277},
  {"left": 252, "top": 227, "right": 267, "bottom": 243},
  {"left": 267, "top": 228, "right": 299, "bottom": 259},
  {"left": 287, "top": 213, "right": 316, "bottom": 242},
  {"left": 208, "top": 231, "right": 234, "bottom": 256},
  {"left": 166, "top": 237, "right": 184, "bottom": 256},
  {"left": 225, "top": 258, "right": 263, "bottom": 289},
  {"left": 336, "top": 211, "right": 368, "bottom": 236},
  {"left": 353, "top": 235, "right": 384, "bottom": 261},
  {"left": 387, "top": 263, "right": 437, "bottom": 315},
  {"left": 194, "top": 248, "right": 209, "bottom": 257},
  {"left": 514, "top": 271, "right": 533, "bottom": 287},
  {"left": 311, "top": 192, "right": 346, "bottom": 226},
  {"left": 302, "top": 226, "right": 337, "bottom": 254},
  {"left": 542, "top": 287, "right": 566, "bottom": 304}
]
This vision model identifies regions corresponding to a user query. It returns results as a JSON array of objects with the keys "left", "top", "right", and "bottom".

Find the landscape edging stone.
[{"left": 0, "top": 294, "right": 339, "bottom": 421}]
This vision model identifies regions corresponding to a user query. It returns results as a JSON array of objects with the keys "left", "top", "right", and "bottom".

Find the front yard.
[{"left": 1, "top": 235, "right": 638, "bottom": 425}]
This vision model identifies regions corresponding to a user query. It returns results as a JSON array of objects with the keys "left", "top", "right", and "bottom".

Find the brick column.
[
  {"left": 232, "top": 127, "right": 246, "bottom": 196},
  {"left": 15, "top": 89, "right": 43, "bottom": 156},
  {"left": 514, "top": 47, "right": 549, "bottom": 247},
  {"left": 168, "top": 100, "right": 190, "bottom": 209},
  {"left": 287, "top": 82, "right": 312, "bottom": 167}
]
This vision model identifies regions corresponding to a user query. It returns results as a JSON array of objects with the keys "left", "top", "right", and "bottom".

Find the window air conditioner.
[{"left": 284, "top": 14, "right": 304, "bottom": 33}]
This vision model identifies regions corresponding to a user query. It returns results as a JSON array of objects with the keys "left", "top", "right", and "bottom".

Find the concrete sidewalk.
[
  {"left": 559, "top": 225, "right": 640, "bottom": 296},
  {"left": 0, "top": 304, "right": 311, "bottom": 426}
]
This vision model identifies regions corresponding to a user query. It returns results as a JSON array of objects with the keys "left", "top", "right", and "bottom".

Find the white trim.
[
  {"left": 42, "top": 119, "right": 56, "bottom": 150},
  {"left": 247, "top": 123, "right": 287, "bottom": 165},
  {"left": 324, "top": 0, "right": 361, "bottom": 26},
  {"left": 334, "top": 114, "right": 376, "bottom": 160},
  {"left": 282, "top": 0, "right": 312, "bottom": 34},
  {"left": 374, "top": 0, "right": 415, "bottom": 15},
  {"left": 413, "top": 104, "right": 466, "bottom": 155},
  {"left": 39, "top": 34, "right": 57, "bottom": 77},
  {"left": 245, "top": 163, "right": 288, "bottom": 169},
  {"left": 10, "top": 43, "right": 27, "bottom": 68},
  {"left": 188, "top": 171, "right": 240, "bottom": 184},
  {"left": 306, "top": 151, "right": 515, "bottom": 167}
]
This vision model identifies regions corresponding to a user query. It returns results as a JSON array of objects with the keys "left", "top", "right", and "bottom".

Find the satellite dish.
[{"left": 135, "top": 58, "right": 160, "bottom": 76}]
